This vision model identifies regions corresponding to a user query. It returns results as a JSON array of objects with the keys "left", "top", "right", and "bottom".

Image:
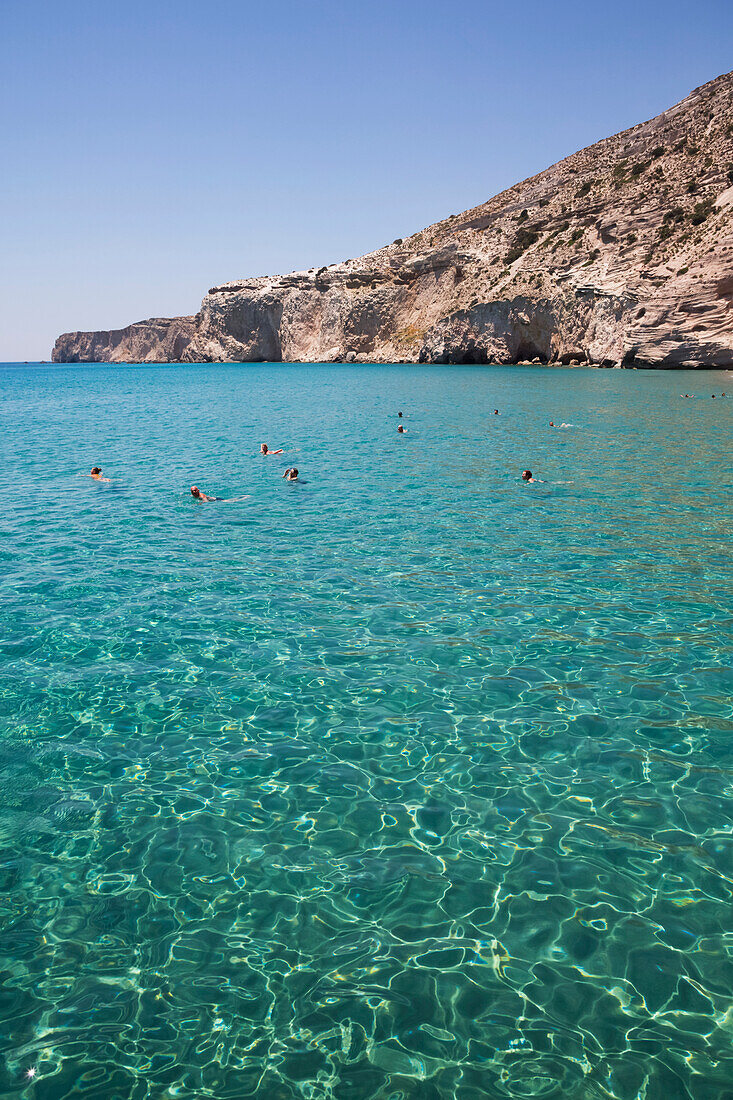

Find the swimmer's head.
[
  {"left": 91, "top": 467, "right": 101, "bottom": 475},
  {"left": 550, "top": 422, "right": 554, "bottom": 427},
  {"left": 398, "top": 411, "right": 403, "bottom": 417},
  {"left": 522, "top": 470, "right": 532, "bottom": 481},
  {"left": 290, "top": 468, "right": 299, "bottom": 478},
  {"left": 191, "top": 486, "right": 201, "bottom": 498},
  {"left": 260, "top": 443, "right": 268, "bottom": 453},
  {"left": 397, "top": 424, "right": 405, "bottom": 432},
  {"left": 494, "top": 409, "right": 499, "bottom": 415}
]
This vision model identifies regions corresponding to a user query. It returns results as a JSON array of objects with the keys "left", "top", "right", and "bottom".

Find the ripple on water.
[{"left": 0, "top": 362, "right": 731, "bottom": 1098}]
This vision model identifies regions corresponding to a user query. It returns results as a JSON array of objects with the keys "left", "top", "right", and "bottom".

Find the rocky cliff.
[
  {"left": 52, "top": 316, "right": 197, "bottom": 365},
  {"left": 54, "top": 72, "right": 733, "bottom": 368}
]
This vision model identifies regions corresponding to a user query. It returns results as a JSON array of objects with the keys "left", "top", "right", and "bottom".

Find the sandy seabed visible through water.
[{"left": 0, "top": 361, "right": 731, "bottom": 1100}]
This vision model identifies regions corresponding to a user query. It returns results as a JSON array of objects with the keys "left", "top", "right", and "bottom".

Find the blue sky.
[{"left": 1, "top": 0, "right": 731, "bottom": 360}]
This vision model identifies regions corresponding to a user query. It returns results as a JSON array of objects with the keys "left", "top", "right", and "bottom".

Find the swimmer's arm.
[{"left": 268, "top": 449, "right": 284, "bottom": 455}]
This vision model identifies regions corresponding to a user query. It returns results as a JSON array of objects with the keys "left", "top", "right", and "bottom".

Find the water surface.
[{"left": 1, "top": 363, "right": 732, "bottom": 1099}]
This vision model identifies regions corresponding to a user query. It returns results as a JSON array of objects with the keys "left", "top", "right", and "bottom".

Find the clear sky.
[{"left": 1, "top": 0, "right": 731, "bottom": 360}]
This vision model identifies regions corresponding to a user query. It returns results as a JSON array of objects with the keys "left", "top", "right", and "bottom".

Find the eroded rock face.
[
  {"left": 53, "top": 71, "right": 733, "bottom": 367},
  {"left": 52, "top": 317, "right": 197, "bottom": 364}
]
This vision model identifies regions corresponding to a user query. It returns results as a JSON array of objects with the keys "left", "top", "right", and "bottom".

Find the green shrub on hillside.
[
  {"left": 612, "top": 163, "right": 627, "bottom": 186},
  {"left": 505, "top": 226, "right": 540, "bottom": 264},
  {"left": 663, "top": 207, "right": 685, "bottom": 223},
  {"left": 690, "top": 198, "right": 714, "bottom": 225}
]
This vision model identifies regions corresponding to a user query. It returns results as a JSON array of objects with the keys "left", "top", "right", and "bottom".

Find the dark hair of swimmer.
[
  {"left": 398, "top": 411, "right": 403, "bottom": 417},
  {"left": 522, "top": 470, "right": 532, "bottom": 481},
  {"left": 494, "top": 409, "right": 499, "bottom": 415},
  {"left": 91, "top": 467, "right": 101, "bottom": 475}
]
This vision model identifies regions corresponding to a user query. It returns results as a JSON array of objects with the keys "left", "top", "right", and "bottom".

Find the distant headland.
[{"left": 54, "top": 71, "right": 733, "bottom": 369}]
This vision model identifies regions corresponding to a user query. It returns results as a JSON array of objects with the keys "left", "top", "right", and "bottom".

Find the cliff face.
[
  {"left": 53, "top": 317, "right": 197, "bottom": 364},
  {"left": 54, "top": 72, "right": 733, "bottom": 368}
]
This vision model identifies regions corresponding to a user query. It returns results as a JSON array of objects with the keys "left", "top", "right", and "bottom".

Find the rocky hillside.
[
  {"left": 54, "top": 72, "right": 733, "bottom": 368},
  {"left": 53, "top": 317, "right": 196, "bottom": 365}
]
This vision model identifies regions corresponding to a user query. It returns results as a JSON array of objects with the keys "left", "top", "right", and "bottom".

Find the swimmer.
[
  {"left": 282, "top": 468, "right": 299, "bottom": 481},
  {"left": 190, "top": 486, "right": 219, "bottom": 502},
  {"left": 90, "top": 467, "right": 111, "bottom": 482},
  {"left": 397, "top": 424, "right": 406, "bottom": 433},
  {"left": 398, "top": 411, "right": 403, "bottom": 418},
  {"left": 260, "top": 443, "right": 283, "bottom": 455},
  {"left": 494, "top": 409, "right": 499, "bottom": 415},
  {"left": 550, "top": 421, "right": 555, "bottom": 427},
  {"left": 521, "top": 469, "right": 544, "bottom": 483}
]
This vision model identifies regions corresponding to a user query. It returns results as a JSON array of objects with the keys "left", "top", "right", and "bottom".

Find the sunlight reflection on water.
[{"left": 0, "top": 362, "right": 731, "bottom": 1099}]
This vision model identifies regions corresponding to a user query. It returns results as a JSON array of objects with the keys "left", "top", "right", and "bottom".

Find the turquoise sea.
[{"left": 1, "top": 362, "right": 732, "bottom": 1100}]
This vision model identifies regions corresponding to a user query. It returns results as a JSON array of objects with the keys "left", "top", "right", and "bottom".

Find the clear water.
[{"left": 1, "top": 362, "right": 732, "bottom": 1100}]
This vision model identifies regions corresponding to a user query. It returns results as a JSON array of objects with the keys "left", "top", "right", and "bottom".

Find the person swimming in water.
[
  {"left": 191, "top": 486, "right": 250, "bottom": 502},
  {"left": 191, "top": 486, "right": 219, "bottom": 501},
  {"left": 397, "top": 424, "right": 406, "bottom": 433},
  {"left": 90, "top": 467, "right": 111, "bottom": 482},
  {"left": 522, "top": 469, "right": 543, "bottom": 483},
  {"left": 282, "top": 468, "right": 299, "bottom": 481},
  {"left": 260, "top": 443, "right": 283, "bottom": 455},
  {"left": 398, "top": 411, "right": 403, "bottom": 418}
]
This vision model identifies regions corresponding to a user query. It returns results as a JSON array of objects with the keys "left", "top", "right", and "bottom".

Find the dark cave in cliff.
[{"left": 446, "top": 348, "right": 491, "bottom": 365}]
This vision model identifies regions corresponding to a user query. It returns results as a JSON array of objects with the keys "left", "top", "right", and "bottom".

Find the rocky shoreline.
[{"left": 54, "top": 72, "right": 733, "bottom": 369}]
